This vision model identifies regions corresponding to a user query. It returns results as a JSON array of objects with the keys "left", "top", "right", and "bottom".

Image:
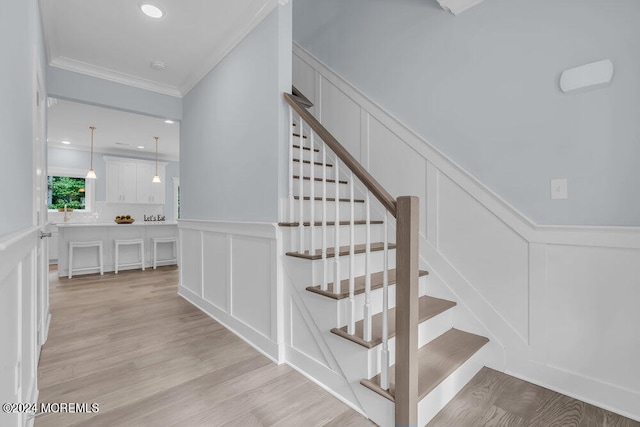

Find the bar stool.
[
  {"left": 114, "top": 238, "right": 145, "bottom": 274},
  {"left": 68, "top": 241, "right": 104, "bottom": 279},
  {"left": 152, "top": 237, "right": 178, "bottom": 269}
]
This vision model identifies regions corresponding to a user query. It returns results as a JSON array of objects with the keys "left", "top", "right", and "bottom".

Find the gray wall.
[
  {"left": 180, "top": 5, "right": 291, "bottom": 223},
  {"left": 47, "top": 67, "right": 183, "bottom": 121},
  {"left": 48, "top": 147, "right": 180, "bottom": 221},
  {"left": 293, "top": 0, "right": 640, "bottom": 226},
  {"left": 0, "top": 0, "right": 46, "bottom": 237}
]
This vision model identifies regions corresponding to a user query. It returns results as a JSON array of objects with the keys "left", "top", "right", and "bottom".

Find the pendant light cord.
[
  {"left": 154, "top": 136, "right": 159, "bottom": 175},
  {"left": 89, "top": 126, "right": 96, "bottom": 169}
]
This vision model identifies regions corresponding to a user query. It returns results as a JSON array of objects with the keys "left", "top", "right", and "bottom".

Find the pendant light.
[
  {"left": 86, "top": 126, "right": 97, "bottom": 179},
  {"left": 152, "top": 136, "right": 161, "bottom": 183}
]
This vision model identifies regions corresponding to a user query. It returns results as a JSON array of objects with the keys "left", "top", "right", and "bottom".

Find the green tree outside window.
[{"left": 48, "top": 176, "right": 86, "bottom": 210}]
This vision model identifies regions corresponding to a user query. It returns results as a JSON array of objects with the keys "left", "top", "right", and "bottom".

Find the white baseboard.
[
  {"left": 178, "top": 285, "right": 281, "bottom": 363},
  {"left": 285, "top": 345, "right": 367, "bottom": 417}
]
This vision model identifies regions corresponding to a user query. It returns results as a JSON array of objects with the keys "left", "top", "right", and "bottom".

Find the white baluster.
[
  {"left": 380, "top": 209, "right": 390, "bottom": 390},
  {"left": 298, "top": 121, "right": 305, "bottom": 253},
  {"left": 363, "top": 191, "right": 372, "bottom": 342},
  {"left": 347, "top": 172, "right": 356, "bottom": 335},
  {"left": 288, "top": 107, "right": 294, "bottom": 223},
  {"left": 333, "top": 157, "right": 341, "bottom": 295},
  {"left": 310, "top": 131, "right": 316, "bottom": 271},
  {"left": 321, "top": 144, "right": 328, "bottom": 291}
]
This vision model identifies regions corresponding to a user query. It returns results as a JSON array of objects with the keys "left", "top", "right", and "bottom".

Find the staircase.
[{"left": 281, "top": 89, "right": 490, "bottom": 426}]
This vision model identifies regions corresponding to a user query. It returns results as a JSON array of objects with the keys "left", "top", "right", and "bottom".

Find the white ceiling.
[
  {"left": 40, "top": 0, "right": 279, "bottom": 97},
  {"left": 47, "top": 99, "right": 180, "bottom": 161},
  {"left": 41, "top": 0, "right": 284, "bottom": 162}
]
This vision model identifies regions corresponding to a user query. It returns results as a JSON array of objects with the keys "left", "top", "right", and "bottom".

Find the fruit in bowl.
[{"left": 115, "top": 215, "right": 135, "bottom": 224}]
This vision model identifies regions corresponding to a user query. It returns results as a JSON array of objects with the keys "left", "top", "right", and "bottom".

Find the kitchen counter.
[
  {"left": 57, "top": 222, "right": 178, "bottom": 277},
  {"left": 57, "top": 221, "right": 178, "bottom": 228}
]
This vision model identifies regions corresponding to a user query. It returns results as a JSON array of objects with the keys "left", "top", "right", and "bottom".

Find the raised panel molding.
[
  {"left": 293, "top": 43, "right": 640, "bottom": 421},
  {"left": 177, "top": 220, "right": 282, "bottom": 362}
]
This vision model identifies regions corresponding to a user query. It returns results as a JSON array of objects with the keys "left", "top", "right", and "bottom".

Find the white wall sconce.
[{"left": 560, "top": 59, "right": 613, "bottom": 93}]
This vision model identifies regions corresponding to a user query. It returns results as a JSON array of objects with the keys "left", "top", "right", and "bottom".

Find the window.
[
  {"left": 48, "top": 176, "right": 86, "bottom": 210},
  {"left": 47, "top": 167, "right": 95, "bottom": 212}
]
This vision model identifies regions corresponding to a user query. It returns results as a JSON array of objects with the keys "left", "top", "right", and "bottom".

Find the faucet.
[{"left": 63, "top": 204, "right": 71, "bottom": 223}]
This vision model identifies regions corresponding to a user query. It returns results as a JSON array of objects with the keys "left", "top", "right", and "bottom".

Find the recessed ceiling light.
[
  {"left": 61, "top": 140, "right": 71, "bottom": 145},
  {"left": 140, "top": 4, "right": 163, "bottom": 18},
  {"left": 164, "top": 119, "right": 175, "bottom": 124},
  {"left": 137, "top": 145, "right": 145, "bottom": 149},
  {"left": 150, "top": 60, "right": 166, "bottom": 71}
]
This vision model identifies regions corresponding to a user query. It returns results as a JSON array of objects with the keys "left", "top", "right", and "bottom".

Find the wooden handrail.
[{"left": 284, "top": 93, "right": 397, "bottom": 216}]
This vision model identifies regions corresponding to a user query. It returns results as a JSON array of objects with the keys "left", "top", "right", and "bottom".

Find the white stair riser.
[
  {"left": 303, "top": 250, "right": 398, "bottom": 285},
  {"left": 294, "top": 162, "right": 336, "bottom": 178},
  {"left": 417, "top": 345, "right": 488, "bottom": 426},
  {"left": 337, "top": 282, "right": 397, "bottom": 324},
  {"left": 284, "top": 224, "right": 387, "bottom": 250},
  {"left": 296, "top": 180, "right": 353, "bottom": 199},
  {"left": 370, "top": 308, "right": 455, "bottom": 375},
  {"left": 287, "top": 200, "right": 373, "bottom": 223}
]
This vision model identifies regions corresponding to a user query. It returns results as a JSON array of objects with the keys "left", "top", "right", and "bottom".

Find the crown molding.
[
  {"left": 179, "top": 0, "right": 279, "bottom": 96},
  {"left": 50, "top": 57, "right": 183, "bottom": 98}
]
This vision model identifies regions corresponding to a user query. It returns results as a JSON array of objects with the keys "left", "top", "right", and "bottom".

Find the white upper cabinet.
[
  {"left": 106, "top": 159, "right": 137, "bottom": 203},
  {"left": 105, "top": 157, "right": 167, "bottom": 204},
  {"left": 136, "top": 162, "right": 165, "bottom": 204}
]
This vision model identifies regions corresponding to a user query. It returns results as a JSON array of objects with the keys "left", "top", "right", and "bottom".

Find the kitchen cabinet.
[
  {"left": 136, "top": 163, "right": 165, "bottom": 204},
  {"left": 106, "top": 159, "right": 137, "bottom": 203},
  {"left": 105, "top": 157, "right": 167, "bottom": 204}
]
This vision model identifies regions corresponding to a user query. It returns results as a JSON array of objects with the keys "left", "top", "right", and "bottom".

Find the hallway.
[{"left": 36, "top": 267, "right": 373, "bottom": 426}]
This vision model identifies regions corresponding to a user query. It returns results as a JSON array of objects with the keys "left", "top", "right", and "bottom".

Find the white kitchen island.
[{"left": 57, "top": 222, "right": 178, "bottom": 277}]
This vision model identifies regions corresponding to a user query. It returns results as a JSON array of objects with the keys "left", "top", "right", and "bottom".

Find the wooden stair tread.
[
  {"left": 361, "top": 328, "right": 489, "bottom": 402},
  {"left": 331, "top": 295, "right": 455, "bottom": 349},
  {"left": 293, "top": 196, "right": 365, "bottom": 203},
  {"left": 293, "top": 159, "right": 333, "bottom": 167},
  {"left": 279, "top": 220, "right": 384, "bottom": 227},
  {"left": 286, "top": 242, "right": 396, "bottom": 260},
  {"left": 306, "top": 269, "right": 429, "bottom": 300},
  {"left": 292, "top": 144, "right": 319, "bottom": 152},
  {"left": 293, "top": 175, "right": 348, "bottom": 184}
]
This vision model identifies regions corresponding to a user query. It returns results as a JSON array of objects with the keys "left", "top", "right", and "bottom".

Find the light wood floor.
[
  {"left": 37, "top": 266, "right": 640, "bottom": 427},
  {"left": 429, "top": 367, "right": 640, "bottom": 427},
  {"left": 36, "top": 266, "right": 374, "bottom": 427}
]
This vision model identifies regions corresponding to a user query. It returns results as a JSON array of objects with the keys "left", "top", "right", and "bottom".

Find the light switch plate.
[{"left": 551, "top": 179, "right": 568, "bottom": 200}]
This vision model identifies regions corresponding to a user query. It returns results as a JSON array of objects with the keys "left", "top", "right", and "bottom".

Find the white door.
[{"left": 33, "top": 57, "right": 49, "bottom": 357}]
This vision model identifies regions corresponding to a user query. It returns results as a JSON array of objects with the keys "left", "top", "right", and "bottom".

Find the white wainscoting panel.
[
  {"left": 438, "top": 174, "right": 530, "bottom": 343},
  {"left": 231, "top": 235, "right": 273, "bottom": 337},
  {"left": 320, "top": 78, "right": 362, "bottom": 162},
  {"left": 368, "top": 116, "right": 427, "bottom": 234},
  {"left": 180, "top": 228, "right": 203, "bottom": 296},
  {"left": 202, "top": 232, "right": 228, "bottom": 311},
  {"left": 545, "top": 244, "right": 640, "bottom": 393},
  {"left": 293, "top": 54, "right": 316, "bottom": 113},
  {"left": 178, "top": 220, "right": 282, "bottom": 362},
  {"left": 0, "top": 226, "right": 42, "bottom": 427},
  {"left": 293, "top": 43, "right": 640, "bottom": 421}
]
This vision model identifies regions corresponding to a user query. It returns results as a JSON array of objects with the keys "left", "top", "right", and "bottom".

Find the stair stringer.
[
  {"left": 282, "top": 262, "right": 364, "bottom": 409},
  {"left": 282, "top": 252, "right": 396, "bottom": 426}
]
